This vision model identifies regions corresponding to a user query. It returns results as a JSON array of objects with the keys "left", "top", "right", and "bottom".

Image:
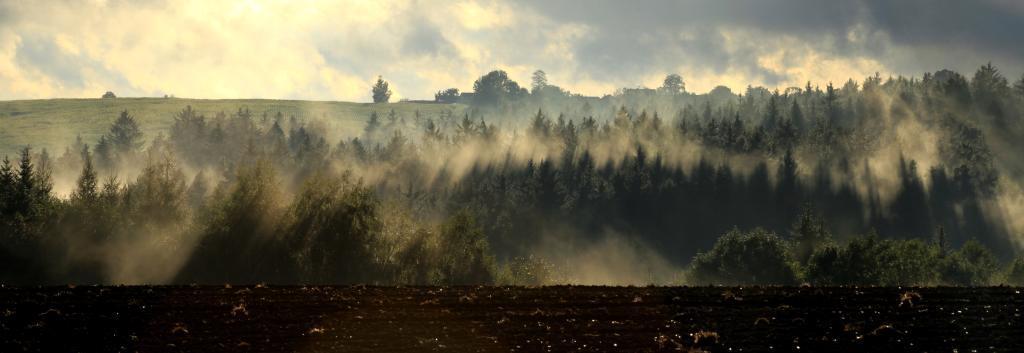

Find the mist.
[{"left": 2, "top": 63, "right": 1024, "bottom": 286}]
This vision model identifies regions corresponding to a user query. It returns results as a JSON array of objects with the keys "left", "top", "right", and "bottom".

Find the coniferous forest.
[{"left": 4, "top": 65, "right": 1024, "bottom": 286}]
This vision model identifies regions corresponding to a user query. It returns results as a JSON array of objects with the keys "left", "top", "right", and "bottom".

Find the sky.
[{"left": 1, "top": 0, "right": 1022, "bottom": 101}]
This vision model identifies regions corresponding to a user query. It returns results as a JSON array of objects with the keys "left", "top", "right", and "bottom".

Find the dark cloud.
[
  {"left": 518, "top": 0, "right": 1024, "bottom": 82},
  {"left": 860, "top": 0, "right": 1024, "bottom": 60},
  {"left": 511, "top": 1, "right": 869, "bottom": 86},
  {"left": 401, "top": 19, "right": 454, "bottom": 58}
]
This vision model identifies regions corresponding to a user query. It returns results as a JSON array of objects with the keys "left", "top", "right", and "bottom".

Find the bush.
[
  {"left": 436, "top": 210, "right": 495, "bottom": 285},
  {"left": 688, "top": 228, "right": 798, "bottom": 285},
  {"left": 1005, "top": 256, "right": 1024, "bottom": 286},
  {"left": 434, "top": 88, "right": 460, "bottom": 103},
  {"left": 176, "top": 161, "right": 291, "bottom": 284},
  {"left": 472, "top": 70, "right": 527, "bottom": 106},
  {"left": 390, "top": 227, "right": 438, "bottom": 285},
  {"left": 498, "top": 255, "right": 555, "bottom": 285},
  {"left": 939, "top": 239, "right": 998, "bottom": 286},
  {"left": 284, "top": 173, "right": 384, "bottom": 284},
  {"left": 876, "top": 239, "right": 940, "bottom": 285},
  {"left": 372, "top": 76, "right": 391, "bottom": 103},
  {"left": 789, "top": 205, "right": 831, "bottom": 265},
  {"left": 806, "top": 233, "right": 938, "bottom": 286}
]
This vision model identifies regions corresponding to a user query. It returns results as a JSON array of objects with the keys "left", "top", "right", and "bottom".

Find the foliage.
[
  {"left": 435, "top": 210, "right": 496, "bottom": 285},
  {"left": 285, "top": 173, "right": 384, "bottom": 283},
  {"left": 472, "top": 70, "right": 527, "bottom": 106},
  {"left": 789, "top": 205, "right": 831, "bottom": 265},
  {"left": 0, "top": 148, "right": 54, "bottom": 284},
  {"left": 688, "top": 228, "right": 798, "bottom": 285},
  {"left": 2, "top": 63, "right": 1024, "bottom": 285},
  {"left": 0, "top": 98, "right": 464, "bottom": 159},
  {"left": 498, "top": 254, "right": 556, "bottom": 285},
  {"left": 805, "top": 232, "right": 1002, "bottom": 286},
  {"left": 372, "top": 76, "right": 392, "bottom": 103},
  {"left": 661, "top": 74, "right": 685, "bottom": 95},
  {"left": 531, "top": 70, "right": 548, "bottom": 94},
  {"left": 108, "top": 110, "right": 145, "bottom": 153},
  {"left": 177, "top": 161, "right": 292, "bottom": 283},
  {"left": 1005, "top": 256, "right": 1024, "bottom": 286},
  {"left": 939, "top": 239, "right": 998, "bottom": 286},
  {"left": 808, "top": 234, "right": 900, "bottom": 285},
  {"left": 435, "top": 88, "right": 460, "bottom": 103}
]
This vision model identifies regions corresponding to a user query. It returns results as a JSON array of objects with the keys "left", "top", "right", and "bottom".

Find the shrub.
[
  {"left": 284, "top": 173, "right": 384, "bottom": 284},
  {"left": 1005, "top": 256, "right": 1024, "bottom": 286},
  {"left": 498, "top": 254, "right": 555, "bottom": 285},
  {"left": 688, "top": 228, "right": 798, "bottom": 285},
  {"left": 434, "top": 88, "right": 460, "bottom": 103},
  {"left": 789, "top": 205, "right": 831, "bottom": 265},
  {"left": 436, "top": 210, "right": 495, "bottom": 285},
  {"left": 876, "top": 239, "right": 939, "bottom": 285},
  {"left": 372, "top": 76, "right": 391, "bottom": 103},
  {"left": 806, "top": 233, "right": 939, "bottom": 286},
  {"left": 176, "top": 161, "right": 291, "bottom": 283},
  {"left": 939, "top": 239, "right": 998, "bottom": 286},
  {"left": 390, "top": 227, "right": 438, "bottom": 285}
]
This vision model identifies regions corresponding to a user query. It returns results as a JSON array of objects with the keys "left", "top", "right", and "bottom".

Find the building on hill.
[{"left": 458, "top": 92, "right": 476, "bottom": 104}]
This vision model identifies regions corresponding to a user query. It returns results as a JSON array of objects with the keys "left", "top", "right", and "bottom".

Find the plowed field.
[{"left": 1, "top": 286, "right": 1021, "bottom": 352}]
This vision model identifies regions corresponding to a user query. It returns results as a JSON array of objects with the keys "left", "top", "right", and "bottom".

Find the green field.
[{"left": 0, "top": 98, "right": 463, "bottom": 158}]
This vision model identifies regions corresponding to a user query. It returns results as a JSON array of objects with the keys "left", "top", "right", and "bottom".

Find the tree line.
[{"left": 3, "top": 63, "right": 1024, "bottom": 285}]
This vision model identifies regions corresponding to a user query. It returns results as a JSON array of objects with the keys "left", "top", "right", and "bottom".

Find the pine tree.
[
  {"left": 791, "top": 204, "right": 830, "bottom": 264},
  {"left": 531, "top": 70, "right": 548, "bottom": 94},
  {"left": 1014, "top": 74, "right": 1024, "bottom": 99},
  {"left": 372, "top": 76, "right": 392, "bottom": 103},
  {"left": 790, "top": 100, "right": 805, "bottom": 131},
  {"left": 364, "top": 111, "right": 382, "bottom": 138},
  {"left": 187, "top": 171, "right": 208, "bottom": 209},
  {"left": 73, "top": 146, "right": 99, "bottom": 203},
  {"left": 824, "top": 82, "right": 839, "bottom": 123},
  {"left": 15, "top": 148, "right": 35, "bottom": 215},
  {"left": 777, "top": 149, "right": 798, "bottom": 192},
  {"left": 109, "top": 110, "right": 144, "bottom": 152},
  {"left": 0, "top": 156, "right": 14, "bottom": 214},
  {"left": 95, "top": 135, "right": 114, "bottom": 170},
  {"left": 530, "top": 109, "right": 551, "bottom": 137},
  {"left": 935, "top": 226, "right": 949, "bottom": 258}
]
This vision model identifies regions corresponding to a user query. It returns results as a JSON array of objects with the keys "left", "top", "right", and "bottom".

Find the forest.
[{"left": 3, "top": 64, "right": 1024, "bottom": 286}]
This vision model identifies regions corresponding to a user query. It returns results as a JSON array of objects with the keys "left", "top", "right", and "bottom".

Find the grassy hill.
[{"left": 0, "top": 97, "right": 464, "bottom": 158}]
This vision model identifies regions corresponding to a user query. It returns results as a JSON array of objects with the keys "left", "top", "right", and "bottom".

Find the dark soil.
[{"left": 0, "top": 285, "right": 1020, "bottom": 352}]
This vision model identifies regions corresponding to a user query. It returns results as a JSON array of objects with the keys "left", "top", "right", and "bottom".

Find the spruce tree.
[
  {"left": 73, "top": 146, "right": 99, "bottom": 203},
  {"left": 109, "top": 110, "right": 144, "bottom": 152},
  {"left": 372, "top": 76, "right": 392, "bottom": 103}
]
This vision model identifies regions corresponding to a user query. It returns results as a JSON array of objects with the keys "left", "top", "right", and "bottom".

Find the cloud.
[
  {"left": 518, "top": 0, "right": 1024, "bottom": 91},
  {"left": 0, "top": 0, "right": 1020, "bottom": 101}
]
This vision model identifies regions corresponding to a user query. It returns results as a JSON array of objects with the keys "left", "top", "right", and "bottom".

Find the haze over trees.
[{"left": 2, "top": 63, "right": 1024, "bottom": 286}]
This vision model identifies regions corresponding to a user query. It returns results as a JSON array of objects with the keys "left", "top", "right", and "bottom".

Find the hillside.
[{"left": 0, "top": 98, "right": 463, "bottom": 158}]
